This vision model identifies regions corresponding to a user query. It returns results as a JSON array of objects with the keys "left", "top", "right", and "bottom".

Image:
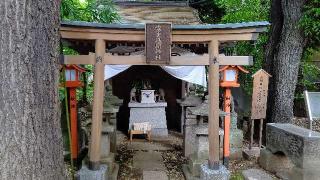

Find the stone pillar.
[
  {"left": 229, "top": 112, "right": 243, "bottom": 160},
  {"left": 183, "top": 109, "right": 197, "bottom": 157}
]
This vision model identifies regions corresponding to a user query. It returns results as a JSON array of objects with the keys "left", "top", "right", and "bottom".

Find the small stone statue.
[
  {"left": 158, "top": 88, "right": 165, "bottom": 102},
  {"left": 189, "top": 84, "right": 196, "bottom": 96},
  {"left": 143, "top": 79, "right": 152, "bottom": 90},
  {"left": 130, "top": 88, "right": 137, "bottom": 102}
]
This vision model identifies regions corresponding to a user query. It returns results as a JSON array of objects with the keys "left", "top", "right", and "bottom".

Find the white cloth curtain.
[{"left": 104, "top": 65, "right": 207, "bottom": 87}]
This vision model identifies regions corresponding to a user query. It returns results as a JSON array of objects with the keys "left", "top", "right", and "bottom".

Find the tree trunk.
[
  {"left": 0, "top": 1, "right": 65, "bottom": 179},
  {"left": 264, "top": 0, "right": 306, "bottom": 123}
]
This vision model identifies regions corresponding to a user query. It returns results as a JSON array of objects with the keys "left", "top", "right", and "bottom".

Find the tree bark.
[
  {"left": 264, "top": 0, "right": 306, "bottom": 123},
  {"left": 0, "top": 1, "right": 65, "bottom": 179}
]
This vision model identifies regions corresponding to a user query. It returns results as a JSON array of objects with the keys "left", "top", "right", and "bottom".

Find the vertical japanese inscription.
[
  {"left": 146, "top": 23, "right": 171, "bottom": 64},
  {"left": 251, "top": 70, "right": 271, "bottom": 119}
]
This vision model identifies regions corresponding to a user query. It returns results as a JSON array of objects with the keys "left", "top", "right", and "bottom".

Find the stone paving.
[
  {"left": 242, "top": 169, "right": 273, "bottom": 180},
  {"left": 116, "top": 131, "right": 186, "bottom": 180}
]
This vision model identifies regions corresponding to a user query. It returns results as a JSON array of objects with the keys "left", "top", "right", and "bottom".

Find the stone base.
[
  {"left": 187, "top": 155, "right": 206, "bottom": 177},
  {"left": 101, "top": 153, "right": 115, "bottom": 167},
  {"left": 76, "top": 165, "right": 108, "bottom": 180},
  {"left": 259, "top": 148, "right": 293, "bottom": 176},
  {"left": 200, "top": 163, "right": 230, "bottom": 180},
  {"left": 108, "top": 163, "right": 119, "bottom": 180},
  {"left": 243, "top": 147, "right": 260, "bottom": 160},
  {"left": 218, "top": 147, "right": 243, "bottom": 160},
  {"left": 259, "top": 148, "right": 320, "bottom": 180},
  {"left": 143, "top": 170, "right": 168, "bottom": 180},
  {"left": 151, "top": 128, "right": 168, "bottom": 137},
  {"left": 183, "top": 164, "right": 200, "bottom": 180},
  {"left": 289, "top": 166, "right": 320, "bottom": 180},
  {"left": 230, "top": 148, "right": 243, "bottom": 160},
  {"left": 242, "top": 169, "right": 273, "bottom": 180}
]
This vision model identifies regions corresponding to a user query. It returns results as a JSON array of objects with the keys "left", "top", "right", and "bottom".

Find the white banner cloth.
[{"left": 104, "top": 65, "right": 207, "bottom": 87}]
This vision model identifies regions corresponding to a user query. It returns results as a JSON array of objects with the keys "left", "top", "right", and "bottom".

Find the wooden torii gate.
[{"left": 60, "top": 21, "right": 268, "bottom": 170}]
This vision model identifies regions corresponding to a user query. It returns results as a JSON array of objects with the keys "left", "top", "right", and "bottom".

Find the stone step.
[
  {"left": 143, "top": 171, "right": 168, "bottom": 180},
  {"left": 242, "top": 169, "right": 273, "bottom": 180}
]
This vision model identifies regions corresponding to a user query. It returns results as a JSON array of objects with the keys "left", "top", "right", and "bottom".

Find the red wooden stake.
[
  {"left": 69, "top": 87, "right": 78, "bottom": 160},
  {"left": 223, "top": 88, "right": 231, "bottom": 167}
]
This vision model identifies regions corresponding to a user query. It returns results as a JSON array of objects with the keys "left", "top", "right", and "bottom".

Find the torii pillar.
[
  {"left": 89, "top": 39, "right": 105, "bottom": 170},
  {"left": 208, "top": 40, "right": 220, "bottom": 169}
]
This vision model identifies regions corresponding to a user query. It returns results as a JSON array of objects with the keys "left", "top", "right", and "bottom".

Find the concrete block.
[
  {"left": 266, "top": 123, "right": 320, "bottom": 169},
  {"left": 259, "top": 148, "right": 293, "bottom": 175},
  {"left": 243, "top": 147, "right": 260, "bottom": 160},
  {"left": 289, "top": 166, "right": 320, "bottom": 180},
  {"left": 200, "top": 163, "right": 230, "bottom": 180},
  {"left": 76, "top": 165, "right": 108, "bottom": 180}
]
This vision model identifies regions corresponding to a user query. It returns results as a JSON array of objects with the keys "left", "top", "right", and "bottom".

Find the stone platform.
[
  {"left": 200, "top": 163, "right": 230, "bottom": 180},
  {"left": 76, "top": 165, "right": 108, "bottom": 180},
  {"left": 260, "top": 123, "right": 320, "bottom": 180},
  {"left": 129, "top": 102, "right": 168, "bottom": 137}
]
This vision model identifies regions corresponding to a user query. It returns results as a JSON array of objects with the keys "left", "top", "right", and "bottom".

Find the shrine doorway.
[{"left": 111, "top": 65, "right": 183, "bottom": 132}]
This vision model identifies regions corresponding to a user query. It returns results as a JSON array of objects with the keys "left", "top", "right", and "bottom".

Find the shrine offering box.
[{"left": 141, "top": 90, "right": 155, "bottom": 103}]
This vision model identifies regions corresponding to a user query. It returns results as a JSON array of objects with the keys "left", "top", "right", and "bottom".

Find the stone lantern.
[
  {"left": 183, "top": 95, "right": 227, "bottom": 179},
  {"left": 176, "top": 84, "right": 202, "bottom": 133},
  {"left": 100, "top": 84, "right": 122, "bottom": 176}
]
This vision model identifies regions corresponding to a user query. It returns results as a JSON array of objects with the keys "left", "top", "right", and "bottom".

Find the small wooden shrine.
[{"left": 60, "top": 0, "right": 269, "bottom": 173}]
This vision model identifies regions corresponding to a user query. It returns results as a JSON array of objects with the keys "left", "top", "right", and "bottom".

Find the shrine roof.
[
  {"left": 61, "top": 21, "right": 269, "bottom": 31},
  {"left": 114, "top": 1, "right": 201, "bottom": 25}
]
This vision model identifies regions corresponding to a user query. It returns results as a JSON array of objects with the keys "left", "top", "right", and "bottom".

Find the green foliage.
[
  {"left": 211, "top": 0, "right": 270, "bottom": 95},
  {"left": 190, "top": 0, "right": 225, "bottom": 24},
  {"left": 61, "top": 0, "right": 119, "bottom": 23},
  {"left": 60, "top": 0, "right": 119, "bottom": 104},
  {"left": 77, "top": 65, "right": 95, "bottom": 103},
  {"left": 215, "top": 0, "right": 270, "bottom": 23},
  {"left": 230, "top": 172, "right": 244, "bottom": 180},
  {"left": 235, "top": 35, "right": 269, "bottom": 95},
  {"left": 296, "top": 48, "right": 320, "bottom": 99},
  {"left": 300, "top": 0, "right": 320, "bottom": 48}
]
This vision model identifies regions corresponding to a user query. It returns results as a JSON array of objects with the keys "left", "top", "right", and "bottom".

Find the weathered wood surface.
[
  {"left": 63, "top": 54, "right": 253, "bottom": 66},
  {"left": 0, "top": 0, "right": 65, "bottom": 179},
  {"left": 145, "top": 23, "right": 172, "bottom": 64},
  {"left": 89, "top": 39, "right": 106, "bottom": 170},
  {"left": 208, "top": 40, "right": 220, "bottom": 169},
  {"left": 251, "top": 69, "right": 271, "bottom": 120},
  {"left": 116, "top": 4, "right": 201, "bottom": 25}
]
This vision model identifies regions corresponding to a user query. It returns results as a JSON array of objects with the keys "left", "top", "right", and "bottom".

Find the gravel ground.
[
  {"left": 292, "top": 117, "right": 320, "bottom": 132},
  {"left": 115, "top": 130, "right": 283, "bottom": 180}
]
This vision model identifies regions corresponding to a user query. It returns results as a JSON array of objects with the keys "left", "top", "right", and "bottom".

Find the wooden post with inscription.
[
  {"left": 89, "top": 39, "right": 106, "bottom": 170},
  {"left": 145, "top": 23, "right": 172, "bottom": 64},
  {"left": 249, "top": 69, "right": 271, "bottom": 151}
]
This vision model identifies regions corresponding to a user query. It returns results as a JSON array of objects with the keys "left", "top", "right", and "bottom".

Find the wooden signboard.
[
  {"left": 251, "top": 69, "right": 271, "bottom": 120},
  {"left": 145, "top": 23, "right": 172, "bottom": 64}
]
